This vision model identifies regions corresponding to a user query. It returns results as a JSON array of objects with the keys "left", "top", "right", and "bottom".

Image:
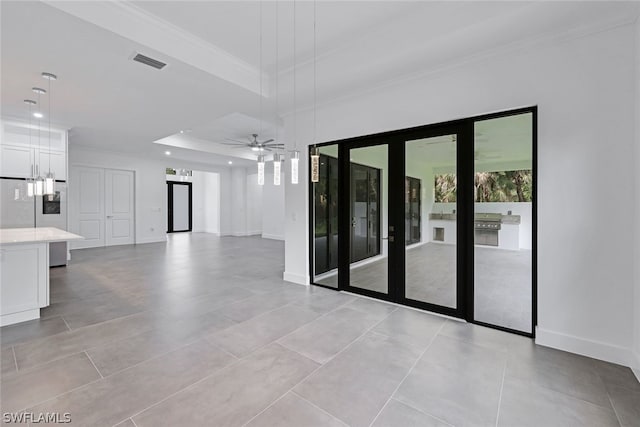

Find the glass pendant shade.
[
  {"left": 257, "top": 155, "right": 265, "bottom": 186},
  {"left": 45, "top": 172, "right": 55, "bottom": 195},
  {"left": 290, "top": 151, "right": 299, "bottom": 184},
  {"left": 35, "top": 176, "right": 44, "bottom": 196},
  {"left": 27, "top": 179, "right": 35, "bottom": 198},
  {"left": 310, "top": 147, "right": 320, "bottom": 183},
  {"left": 273, "top": 154, "right": 281, "bottom": 186}
]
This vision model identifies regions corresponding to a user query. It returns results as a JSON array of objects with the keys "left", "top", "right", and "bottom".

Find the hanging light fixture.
[
  {"left": 32, "top": 87, "right": 46, "bottom": 196},
  {"left": 289, "top": 0, "right": 300, "bottom": 184},
  {"left": 24, "top": 99, "right": 37, "bottom": 198},
  {"left": 257, "top": 155, "right": 265, "bottom": 185},
  {"left": 310, "top": 0, "right": 320, "bottom": 184},
  {"left": 273, "top": 153, "right": 282, "bottom": 186},
  {"left": 42, "top": 72, "right": 57, "bottom": 197},
  {"left": 310, "top": 146, "right": 320, "bottom": 183},
  {"left": 256, "top": 0, "right": 267, "bottom": 187}
]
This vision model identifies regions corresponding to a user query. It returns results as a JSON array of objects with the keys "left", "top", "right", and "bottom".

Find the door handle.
[{"left": 106, "top": 215, "right": 114, "bottom": 219}]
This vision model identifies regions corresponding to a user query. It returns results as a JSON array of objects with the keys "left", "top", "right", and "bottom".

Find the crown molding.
[{"left": 43, "top": 0, "right": 269, "bottom": 97}]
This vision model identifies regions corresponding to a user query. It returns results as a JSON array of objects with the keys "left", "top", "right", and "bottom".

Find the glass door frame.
[{"left": 308, "top": 106, "right": 537, "bottom": 338}]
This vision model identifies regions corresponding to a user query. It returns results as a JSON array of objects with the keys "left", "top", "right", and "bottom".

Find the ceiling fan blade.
[
  {"left": 259, "top": 139, "right": 275, "bottom": 144},
  {"left": 267, "top": 143, "right": 285, "bottom": 147},
  {"left": 263, "top": 147, "right": 273, "bottom": 151}
]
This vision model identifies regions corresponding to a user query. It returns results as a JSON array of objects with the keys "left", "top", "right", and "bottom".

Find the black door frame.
[
  {"left": 308, "top": 106, "right": 537, "bottom": 338},
  {"left": 167, "top": 181, "right": 193, "bottom": 233}
]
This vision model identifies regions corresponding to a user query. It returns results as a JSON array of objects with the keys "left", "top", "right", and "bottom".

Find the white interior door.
[
  {"left": 72, "top": 166, "right": 105, "bottom": 249},
  {"left": 105, "top": 169, "right": 134, "bottom": 246}
]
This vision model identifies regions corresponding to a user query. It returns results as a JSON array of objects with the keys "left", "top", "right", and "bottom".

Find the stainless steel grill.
[{"left": 474, "top": 213, "right": 502, "bottom": 246}]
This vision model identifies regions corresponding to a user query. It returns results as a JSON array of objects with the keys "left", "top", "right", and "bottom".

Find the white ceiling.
[{"left": 1, "top": 1, "right": 638, "bottom": 166}]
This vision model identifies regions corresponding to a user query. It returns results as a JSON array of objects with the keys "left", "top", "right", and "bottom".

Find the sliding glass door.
[{"left": 310, "top": 107, "right": 536, "bottom": 337}]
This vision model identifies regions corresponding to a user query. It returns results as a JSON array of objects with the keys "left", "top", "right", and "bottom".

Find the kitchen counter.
[
  {"left": 0, "top": 227, "right": 82, "bottom": 245},
  {"left": 0, "top": 227, "right": 83, "bottom": 326}
]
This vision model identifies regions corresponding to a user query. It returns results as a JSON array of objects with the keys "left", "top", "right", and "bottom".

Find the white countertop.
[{"left": 0, "top": 227, "right": 83, "bottom": 245}]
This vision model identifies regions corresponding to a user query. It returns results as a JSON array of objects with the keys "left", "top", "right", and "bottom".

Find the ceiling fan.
[{"left": 221, "top": 134, "right": 284, "bottom": 152}]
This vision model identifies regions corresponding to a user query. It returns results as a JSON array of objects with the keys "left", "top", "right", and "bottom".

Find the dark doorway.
[{"left": 167, "top": 181, "right": 192, "bottom": 233}]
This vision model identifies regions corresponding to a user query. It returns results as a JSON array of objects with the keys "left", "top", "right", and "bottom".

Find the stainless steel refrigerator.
[{"left": 0, "top": 178, "right": 68, "bottom": 266}]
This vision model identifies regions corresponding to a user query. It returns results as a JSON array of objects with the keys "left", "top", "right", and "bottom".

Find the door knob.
[{"left": 106, "top": 215, "right": 114, "bottom": 218}]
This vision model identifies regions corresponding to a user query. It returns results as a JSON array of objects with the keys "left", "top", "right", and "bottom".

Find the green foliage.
[{"left": 434, "top": 170, "right": 532, "bottom": 203}]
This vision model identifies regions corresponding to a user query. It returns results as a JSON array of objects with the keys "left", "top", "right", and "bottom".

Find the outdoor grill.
[{"left": 474, "top": 213, "right": 502, "bottom": 246}]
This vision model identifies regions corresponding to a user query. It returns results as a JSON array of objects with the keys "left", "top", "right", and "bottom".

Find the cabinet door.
[
  {"left": 38, "top": 150, "right": 66, "bottom": 181},
  {"left": 0, "top": 145, "right": 34, "bottom": 178}
]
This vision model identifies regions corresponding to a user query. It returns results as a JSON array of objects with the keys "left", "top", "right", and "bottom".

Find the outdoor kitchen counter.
[{"left": 0, "top": 227, "right": 83, "bottom": 326}]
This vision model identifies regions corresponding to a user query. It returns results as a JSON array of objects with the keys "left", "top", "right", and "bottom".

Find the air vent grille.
[{"left": 132, "top": 53, "right": 167, "bottom": 70}]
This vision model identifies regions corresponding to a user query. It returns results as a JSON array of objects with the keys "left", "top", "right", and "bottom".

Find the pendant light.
[
  {"left": 310, "top": 146, "right": 320, "bottom": 183},
  {"left": 42, "top": 72, "right": 57, "bottom": 197},
  {"left": 290, "top": 0, "right": 300, "bottom": 184},
  {"left": 24, "top": 99, "right": 37, "bottom": 198},
  {"left": 32, "top": 87, "right": 46, "bottom": 196},
  {"left": 310, "top": 0, "right": 320, "bottom": 183},
  {"left": 257, "top": 155, "right": 265, "bottom": 186},
  {"left": 273, "top": 153, "right": 282, "bottom": 186}
]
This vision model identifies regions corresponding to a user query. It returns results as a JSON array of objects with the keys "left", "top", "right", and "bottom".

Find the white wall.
[
  {"left": 284, "top": 24, "right": 637, "bottom": 367},
  {"left": 69, "top": 146, "right": 233, "bottom": 243},
  {"left": 204, "top": 172, "right": 220, "bottom": 234},
  {"left": 246, "top": 172, "right": 263, "bottom": 235},
  {"left": 262, "top": 170, "right": 286, "bottom": 240},
  {"left": 191, "top": 170, "right": 220, "bottom": 234}
]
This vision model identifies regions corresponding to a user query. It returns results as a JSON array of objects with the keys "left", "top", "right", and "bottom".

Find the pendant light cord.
[
  {"left": 293, "top": 0, "right": 296, "bottom": 151},
  {"left": 259, "top": 0, "right": 263, "bottom": 139},
  {"left": 275, "top": 0, "right": 279, "bottom": 147},
  {"left": 48, "top": 76, "right": 52, "bottom": 173},
  {"left": 37, "top": 91, "right": 41, "bottom": 175},
  {"left": 313, "top": 0, "right": 317, "bottom": 145}
]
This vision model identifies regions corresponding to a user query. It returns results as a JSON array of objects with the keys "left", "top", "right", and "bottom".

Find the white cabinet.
[
  {"left": 0, "top": 243, "right": 49, "bottom": 326},
  {"left": 1, "top": 145, "right": 34, "bottom": 178},
  {"left": 38, "top": 149, "right": 67, "bottom": 181},
  {"left": 0, "top": 120, "right": 67, "bottom": 181},
  {"left": 0, "top": 146, "right": 66, "bottom": 180}
]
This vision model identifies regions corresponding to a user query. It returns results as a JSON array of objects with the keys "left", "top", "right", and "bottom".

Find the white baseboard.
[
  {"left": 228, "top": 231, "right": 262, "bottom": 237},
  {"left": 135, "top": 236, "right": 167, "bottom": 245},
  {"left": 536, "top": 327, "right": 636, "bottom": 368},
  {"left": 262, "top": 233, "right": 284, "bottom": 241},
  {"left": 283, "top": 271, "right": 309, "bottom": 286}
]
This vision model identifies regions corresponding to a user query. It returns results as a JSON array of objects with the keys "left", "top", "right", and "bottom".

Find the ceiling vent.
[{"left": 132, "top": 53, "right": 167, "bottom": 70}]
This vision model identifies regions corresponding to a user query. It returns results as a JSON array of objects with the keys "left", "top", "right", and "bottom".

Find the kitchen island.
[{"left": 0, "top": 227, "right": 82, "bottom": 326}]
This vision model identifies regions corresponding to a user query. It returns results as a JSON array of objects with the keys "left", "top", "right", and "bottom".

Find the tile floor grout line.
[
  {"left": 494, "top": 357, "right": 508, "bottom": 427},
  {"left": 15, "top": 376, "right": 105, "bottom": 414},
  {"left": 241, "top": 305, "right": 399, "bottom": 427},
  {"left": 60, "top": 315, "right": 72, "bottom": 332},
  {"left": 12, "top": 345, "right": 18, "bottom": 372},
  {"left": 84, "top": 350, "right": 104, "bottom": 379},
  {"left": 368, "top": 320, "right": 448, "bottom": 427},
  {"left": 604, "top": 388, "right": 624, "bottom": 427},
  {"left": 291, "top": 391, "right": 351, "bottom": 427}
]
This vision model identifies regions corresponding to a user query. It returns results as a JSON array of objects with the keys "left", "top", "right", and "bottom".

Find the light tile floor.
[{"left": 0, "top": 233, "right": 638, "bottom": 426}]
